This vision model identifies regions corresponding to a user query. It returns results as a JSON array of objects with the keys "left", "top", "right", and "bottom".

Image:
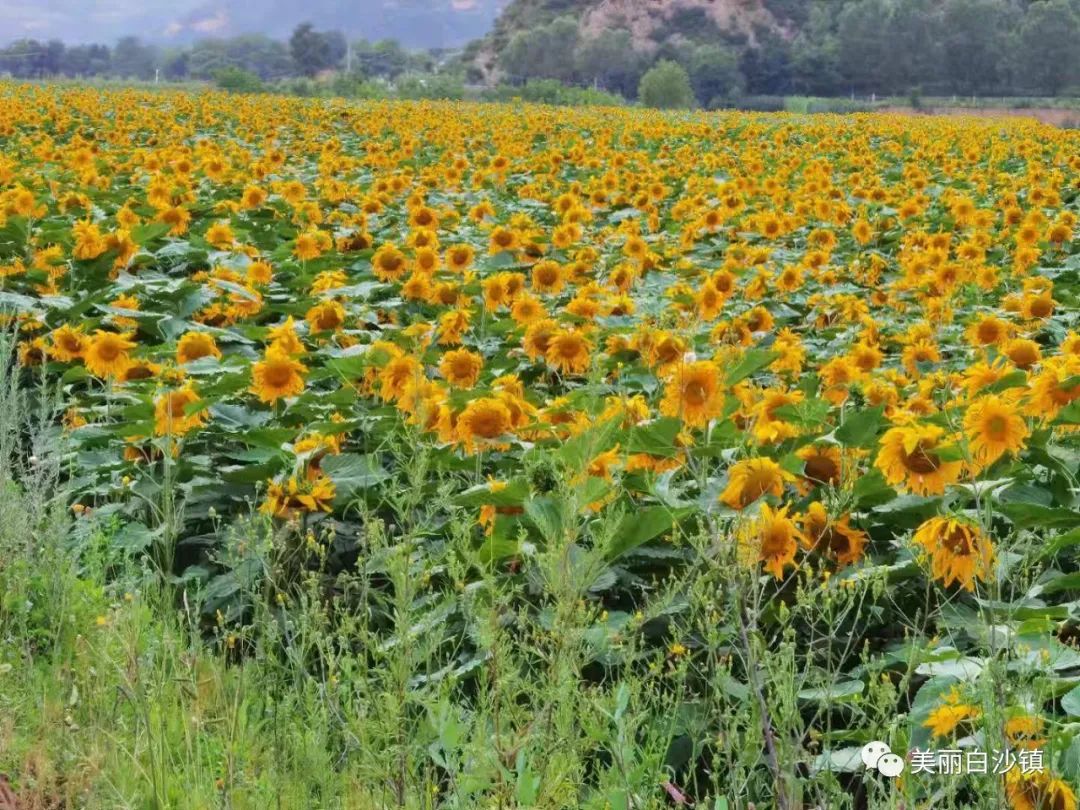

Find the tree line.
[
  {"left": 496, "top": 0, "right": 1080, "bottom": 105},
  {"left": 1, "top": 0, "right": 1078, "bottom": 106},
  {"left": 0, "top": 24, "right": 430, "bottom": 84}
]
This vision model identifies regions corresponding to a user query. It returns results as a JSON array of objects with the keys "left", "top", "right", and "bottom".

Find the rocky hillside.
[{"left": 469, "top": 0, "right": 806, "bottom": 80}]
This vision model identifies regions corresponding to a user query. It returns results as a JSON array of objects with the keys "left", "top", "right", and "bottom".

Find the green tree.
[
  {"left": 685, "top": 45, "right": 744, "bottom": 107},
  {"left": 790, "top": 4, "right": 841, "bottom": 96},
  {"left": 161, "top": 49, "right": 190, "bottom": 80},
  {"left": 352, "top": 39, "right": 410, "bottom": 79},
  {"left": 499, "top": 16, "right": 579, "bottom": 83},
  {"left": 214, "top": 66, "right": 264, "bottom": 93},
  {"left": 1014, "top": 0, "right": 1080, "bottom": 94},
  {"left": 111, "top": 36, "right": 157, "bottom": 80},
  {"left": 60, "top": 44, "right": 111, "bottom": 77},
  {"left": 836, "top": 0, "right": 891, "bottom": 93},
  {"left": 289, "top": 22, "right": 344, "bottom": 77},
  {"left": 638, "top": 60, "right": 695, "bottom": 109},
  {"left": 885, "top": 0, "right": 944, "bottom": 93},
  {"left": 574, "top": 29, "right": 644, "bottom": 97},
  {"left": 941, "top": 0, "right": 1011, "bottom": 94},
  {"left": 738, "top": 28, "right": 792, "bottom": 94}
]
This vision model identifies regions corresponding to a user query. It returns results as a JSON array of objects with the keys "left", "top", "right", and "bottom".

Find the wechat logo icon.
[{"left": 862, "top": 741, "right": 906, "bottom": 778}]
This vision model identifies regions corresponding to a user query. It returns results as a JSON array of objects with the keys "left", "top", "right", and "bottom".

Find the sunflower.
[
  {"left": 1027, "top": 358, "right": 1080, "bottom": 420},
  {"left": 510, "top": 294, "right": 546, "bottom": 325},
  {"left": 720, "top": 457, "right": 794, "bottom": 510},
  {"left": 206, "top": 221, "right": 235, "bottom": 250},
  {"left": 531, "top": 260, "right": 565, "bottom": 294},
  {"left": 963, "top": 394, "right": 1028, "bottom": 468},
  {"left": 924, "top": 689, "right": 981, "bottom": 739},
  {"left": 1006, "top": 771, "right": 1078, "bottom": 810},
  {"left": 261, "top": 473, "right": 336, "bottom": 519},
  {"left": 750, "top": 388, "right": 802, "bottom": 444},
  {"left": 546, "top": 329, "right": 592, "bottom": 375},
  {"left": 1021, "top": 291, "right": 1055, "bottom": 322},
  {"left": 456, "top": 397, "right": 513, "bottom": 453},
  {"left": 439, "top": 348, "right": 484, "bottom": 389},
  {"left": 800, "top": 502, "right": 866, "bottom": 567},
  {"left": 246, "top": 260, "right": 273, "bottom": 285},
  {"left": 444, "top": 243, "right": 475, "bottom": 273},
  {"left": 240, "top": 185, "right": 267, "bottom": 209},
  {"left": 901, "top": 339, "right": 941, "bottom": 377},
  {"left": 796, "top": 443, "right": 843, "bottom": 491},
  {"left": 372, "top": 244, "right": 408, "bottom": 281},
  {"left": 305, "top": 300, "right": 346, "bottom": 333},
  {"left": 84, "top": 330, "right": 136, "bottom": 378},
  {"left": 965, "top": 314, "right": 1012, "bottom": 347},
  {"left": 251, "top": 348, "right": 308, "bottom": 403},
  {"left": 72, "top": 220, "right": 106, "bottom": 260},
  {"left": 488, "top": 226, "right": 520, "bottom": 254},
  {"left": 912, "top": 516, "right": 994, "bottom": 591},
  {"left": 1003, "top": 337, "right": 1042, "bottom": 370},
  {"left": 18, "top": 337, "right": 48, "bottom": 367},
  {"left": 378, "top": 355, "right": 422, "bottom": 402},
  {"left": 736, "top": 503, "right": 804, "bottom": 580},
  {"left": 49, "top": 324, "right": 87, "bottom": 362},
  {"left": 437, "top": 309, "right": 471, "bottom": 346},
  {"left": 523, "top": 319, "right": 560, "bottom": 361},
  {"left": 660, "top": 361, "right": 724, "bottom": 427},
  {"left": 875, "top": 424, "right": 963, "bottom": 496},
  {"left": 292, "top": 230, "right": 322, "bottom": 261},
  {"left": 1004, "top": 715, "right": 1047, "bottom": 751},
  {"left": 268, "top": 316, "right": 305, "bottom": 356},
  {"left": 154, "top": 385, "right": 207, "bottom": 437},
  {"left": 176, "top": 331, "right": 221, "bottom": 364}
]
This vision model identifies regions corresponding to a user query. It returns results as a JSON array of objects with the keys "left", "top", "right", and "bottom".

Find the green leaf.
[
  {"left": 811, "top": 747, "right": 864, "bottom": 775},
  {"left": 524, "top": 496, "right": 570, "bottom": 544},
  {"left": 131, "top": 222, "right": 172, "bottom": 244},
  {"left": 556, "top": 418, "right": 619, "bottom": 472},
  {"left": 1057, "top": 400, "right": 1080, "bottom": 425},
  {"left": 1063, "top": 685, "right": 1080, "bottom": 718},
  {"left": 322, "top": 453, "right": 390, "bottom": 502},
  {"left": 113, "top": 521, "right": 153, "bottom": 553},
  {"left": 607, "top": 505, "right": 688, "bottom": 560},
  {"left": 834, "top": 405, "right": 885, "bottom": 447},
  {"left": 626, "top": 417, "right": 682, "bottom": 457},
  {"left": 773, "top": 398, "right": 831, "bottom": 427},
  {"left": 986, "top": 370, "right": 1029, "bottom": 394},
  {"left": 453, "top": 478, "right": 530, "bottom": 507},
  {"left": 797, "top": 680, "right": 864, "bottom": 702},
  {"left": 1000, "top": 503, "right": 1080, "bottom": 530},
  {"left": 1040, "top": 528, "right": 1080, "bottom": 559},
  {"left": 725, "top": 349, "right": 779, "bottom": 385}
]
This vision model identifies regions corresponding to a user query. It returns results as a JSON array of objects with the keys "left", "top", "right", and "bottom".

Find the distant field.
[{"left": 2, "top": 83, "right": 1080, "bottom": 808}]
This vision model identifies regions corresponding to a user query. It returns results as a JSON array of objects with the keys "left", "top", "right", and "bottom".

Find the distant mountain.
[
  {"left": 0, "top": 0, "right": 505, "bottom": 50},
  {"left": 470, "top": 0, "right": 800, "bottom": 80},
  {"left": 166, "top": 0, "right": 506, "bottom": 49}
]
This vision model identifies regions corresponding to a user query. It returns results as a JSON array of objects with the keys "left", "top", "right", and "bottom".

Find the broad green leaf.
[{"left": 834, "top": 405, "right": 885, "bottom": 447}]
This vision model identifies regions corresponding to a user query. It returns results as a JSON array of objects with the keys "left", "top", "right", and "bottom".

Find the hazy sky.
[{"left": 0, "top": 0, "right": 503, "bottom": 48}]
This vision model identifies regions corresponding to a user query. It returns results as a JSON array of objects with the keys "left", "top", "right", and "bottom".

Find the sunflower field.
[{"left": 3, "top": 82, "right": 1080, "bottom": 808}]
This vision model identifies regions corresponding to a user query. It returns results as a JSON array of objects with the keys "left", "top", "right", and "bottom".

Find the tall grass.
[{"left": 0, "top": 327, "right": 1049, "bottom": 808}]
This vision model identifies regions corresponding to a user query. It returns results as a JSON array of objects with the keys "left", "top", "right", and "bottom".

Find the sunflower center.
[
  {"left": 976, "top": 322, "right": 1000, "bottom": 344},
  {"left": 941, "top": 526, "right": 973, "bottom": 556},
  {"left": 986, "top": 415, "right": 1008, "bottom": 440},
  {"left": 97, "top": 340, "right": 120, "bottom": 361},
  {"left": 1029, "top": 298, "right": 1052, "bottom": 318},
  {"left": 760, "top": 527, "right": 790, "bottom": 557},
  {"left": 264, "top": 363, "right": 294, "bottom": 387},
  {"left": 471, "top": 412, "right": 503, "bottom": 438},
  {"left": 902, "top": 443, "right": 941, "bottom": 474},
  {"left": 682, "top": 380, "right": 707, "bottom": 407},
  {"left": 804, "top": 454, "right": 840, "bottom": 484}
]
